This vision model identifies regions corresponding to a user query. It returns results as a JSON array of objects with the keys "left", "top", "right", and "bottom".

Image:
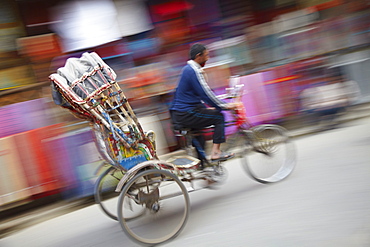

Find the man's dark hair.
[{"left": 189, "top": 43, "right": 206, "bottom": 60}]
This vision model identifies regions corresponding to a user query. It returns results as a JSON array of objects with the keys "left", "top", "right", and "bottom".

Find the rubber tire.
[{"left": 117, "top": 169, "right": 190, "bottom": 246}]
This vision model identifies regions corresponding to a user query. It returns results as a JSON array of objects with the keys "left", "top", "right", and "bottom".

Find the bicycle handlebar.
[{"left": 217, "top": 81, "right": 245, "bottom": 101}]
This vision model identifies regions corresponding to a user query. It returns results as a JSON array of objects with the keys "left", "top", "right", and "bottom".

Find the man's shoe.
[{"left": 210, "top": 151, "right": 234, "bottom": 162}]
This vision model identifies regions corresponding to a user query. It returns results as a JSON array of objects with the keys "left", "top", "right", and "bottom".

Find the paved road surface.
[{"left": 1, "top": 117, "right": 370, "bottom": 247}]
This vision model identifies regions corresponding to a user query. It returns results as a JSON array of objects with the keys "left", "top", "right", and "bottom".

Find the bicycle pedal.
[
  {"left": 208, "top": 160, "right": 222, "bottom": 165},
  {"left": 198, "top": 166, "right": 215, "bottom": 173}
]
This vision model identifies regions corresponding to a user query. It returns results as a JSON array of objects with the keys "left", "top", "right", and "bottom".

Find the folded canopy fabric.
[{"left": 50, "top": 52, "right": 116, "bottom": 104}]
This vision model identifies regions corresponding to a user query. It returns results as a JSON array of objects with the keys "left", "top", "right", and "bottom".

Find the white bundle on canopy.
[
  {"left": 50, "top": 52, "right": 145, "bottom": 151},
  {"left": 50, "top": 52, "right": 116, "bottom": 104}
]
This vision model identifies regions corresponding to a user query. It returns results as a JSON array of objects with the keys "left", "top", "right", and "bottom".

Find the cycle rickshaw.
[{"left": 50, "top": 52, "right": 296, "bottom": 246}]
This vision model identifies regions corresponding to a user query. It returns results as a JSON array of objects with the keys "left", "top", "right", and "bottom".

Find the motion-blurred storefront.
[{"left": 1, "top": 0, "right": 369, "bottom": 207}]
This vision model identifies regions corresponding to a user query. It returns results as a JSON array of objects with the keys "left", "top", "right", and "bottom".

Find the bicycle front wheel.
[
  {"left": 94, "top": 166, "right": 124, "bottom": 221},
  {"left": 118, "top": 169, "right": 190, "bottom": 246},
  {"left": 243, "top": 124, "right": 296, "bottom": 183}
]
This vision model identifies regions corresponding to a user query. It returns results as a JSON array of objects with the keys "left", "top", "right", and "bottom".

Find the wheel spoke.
[
  {"left": 118, "top": 169, "right": 190, "bottom": 245},
  {"left": 238, "top": 124, "right": 296, "bottom": 183},
  {"left": 94, "top": 166, "right": 124, "bottom": 221}
]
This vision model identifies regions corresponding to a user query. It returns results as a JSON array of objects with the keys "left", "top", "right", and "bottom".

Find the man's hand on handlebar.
[{"left": 225, "top": 102, "right": 243, "bottom": 110}]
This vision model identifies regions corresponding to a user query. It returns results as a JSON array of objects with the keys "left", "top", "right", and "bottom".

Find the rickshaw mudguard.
[{"left": 115, "top": 160, "right": 179, "bottom": 192}]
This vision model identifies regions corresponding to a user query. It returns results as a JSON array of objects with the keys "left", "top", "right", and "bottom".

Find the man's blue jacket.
[{"left": 170, "top": 60, "right": 227, "bottom": 112}]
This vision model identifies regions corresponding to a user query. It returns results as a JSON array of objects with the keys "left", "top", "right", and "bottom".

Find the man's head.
[{"left": 189, "top": 43, "right": 209, "bottom": 67}]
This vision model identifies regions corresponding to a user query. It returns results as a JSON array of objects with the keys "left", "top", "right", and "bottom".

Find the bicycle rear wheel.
[
  {"left": 118, "top": 169, "right": 190, "bottom": 246},
  {"left": 94, "top": 166, "right": 124, "bottom": 221},
  {"left": 243, "top": 124, "right": 296, "bottom": 183}
]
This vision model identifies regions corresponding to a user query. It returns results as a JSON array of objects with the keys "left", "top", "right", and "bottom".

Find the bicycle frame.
[{"left": 176, "top": 81, "right": 251, "bottom": 165}]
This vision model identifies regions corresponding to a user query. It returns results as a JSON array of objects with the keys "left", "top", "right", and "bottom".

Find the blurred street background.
[{"left": 0, "top": 0, "right": 370, "bottom": 245}]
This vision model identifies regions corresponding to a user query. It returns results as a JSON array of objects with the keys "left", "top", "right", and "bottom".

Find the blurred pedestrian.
[{"left": 300, "top": 68, "right": 360, "bottom": 128}]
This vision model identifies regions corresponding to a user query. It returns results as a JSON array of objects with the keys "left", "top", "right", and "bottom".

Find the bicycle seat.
[
  {"left": 172, "top": 122, "right": 190, "bottom": 132},
  {"left": 173, "top": 126, "right": 192, "bottom": 137},
  {"left": 170, "top": 111, "right": 191, "bottom": 134}
]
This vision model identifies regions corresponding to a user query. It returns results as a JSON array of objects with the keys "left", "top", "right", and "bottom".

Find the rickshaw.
[{"left": 50, "top": 52, "right": 296, "bottom": 246}]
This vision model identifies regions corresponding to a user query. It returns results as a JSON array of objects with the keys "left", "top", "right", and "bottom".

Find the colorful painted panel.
[
  {"left": 0, "top": 98, "right": 52, "bottom": 138},
  {"left": 0, "top": 136, "right": 30, "bottom": 207}
]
